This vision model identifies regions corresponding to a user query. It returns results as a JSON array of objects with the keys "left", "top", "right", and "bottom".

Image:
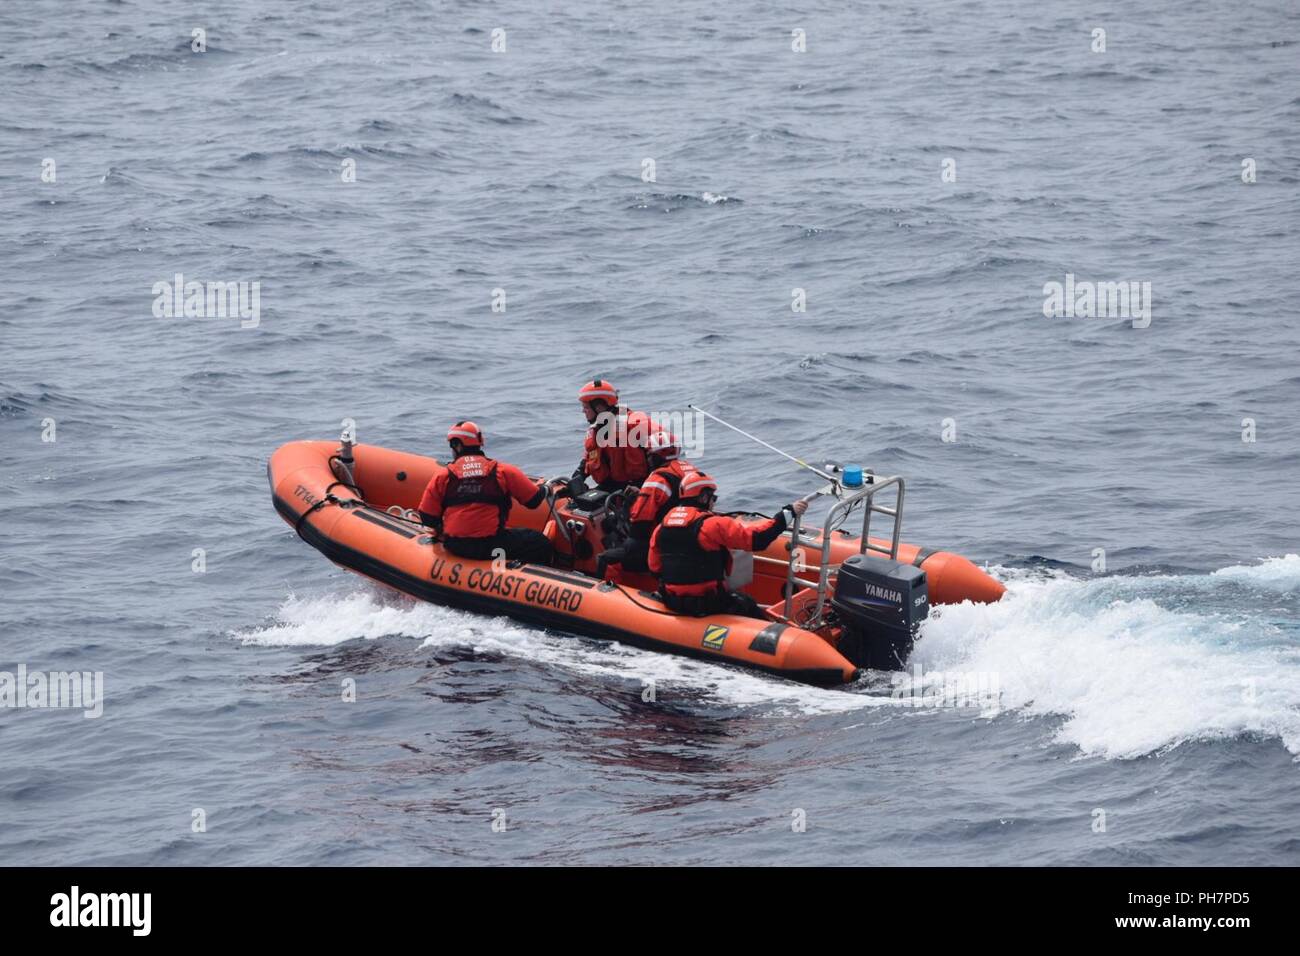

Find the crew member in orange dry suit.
[
  {"left": 608, "top": 430, "right": 698, "bottom": 575},
  {"left": 418, "top": 421, "right": 553, "bottom": 565},
  {"left": 568, "top": 379, "right": 657, "bottom": 495},
  {"left": 649, "top": 472, "right": 809, "bottom": 619}
]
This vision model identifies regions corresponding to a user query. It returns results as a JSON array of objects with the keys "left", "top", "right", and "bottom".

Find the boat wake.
[
  {"left": 918, "top": 555, "right": 1300, "bottom": 759},
  {"left": 233, "top": 588, "right": 885, "bottom": 717},
  {"left": 234, "top": 556, "right": 1300, "bottom": 757}
]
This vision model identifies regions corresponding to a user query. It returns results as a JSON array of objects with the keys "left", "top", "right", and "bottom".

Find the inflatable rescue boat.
[{"left": 267, "top": 439, "right": 1004, "bottom": 686}]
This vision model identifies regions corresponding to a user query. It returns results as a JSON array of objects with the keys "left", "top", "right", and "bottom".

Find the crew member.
[
  {"left": 649, "top": 472, "right": 809, "bottom": 618},
  {"left": 418, "top": 421, "right": 553, "bottom": 564},
  {"left": 618, "top": 431, "right": 697, "bottom": 573},
  {"left": 569, "top": 379, "right": 657, "bottom": 494}
]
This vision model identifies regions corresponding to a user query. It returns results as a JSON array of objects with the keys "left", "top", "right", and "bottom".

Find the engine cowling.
[{"left": 831, "top": 554, "right": 929, "bottom": 670}]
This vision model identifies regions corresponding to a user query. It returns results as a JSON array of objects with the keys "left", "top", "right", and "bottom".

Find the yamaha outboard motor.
[{"left": 831, "top": 554, "right": 929, "bottom": 670}]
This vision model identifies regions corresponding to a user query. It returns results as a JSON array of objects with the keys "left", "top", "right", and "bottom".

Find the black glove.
[
  {"left": 751, "top": 509, "right": 788, "bottom": 550},
  {"left": 567, "top": 467, "right": 587, "bottom": 498}
]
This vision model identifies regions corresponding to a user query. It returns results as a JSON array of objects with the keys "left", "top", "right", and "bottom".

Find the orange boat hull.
[{"left": 269, "top": 441, "right": 859, "bottom": 685}]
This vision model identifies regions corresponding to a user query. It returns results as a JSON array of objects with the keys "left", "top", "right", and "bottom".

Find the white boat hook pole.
[{"left": 687, "top": 404, "right": 840, "bottom": 486}]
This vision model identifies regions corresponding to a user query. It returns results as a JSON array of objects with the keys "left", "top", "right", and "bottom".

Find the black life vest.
[
  {"left": 655, "top": 507, "right": 729, "bottom": 586},
  {"left": 442, "top": 458, "right": 510, "bottom": 533}
]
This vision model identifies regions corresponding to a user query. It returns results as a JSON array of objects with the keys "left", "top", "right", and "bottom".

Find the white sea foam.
[
  {"left": 1210, "top": 553, "right": 1300, "bottom": 589},
  {"left": 916, "top": 562, "right": 1300, "bottom": 759},
  {"left": 233, "top": 587, "right": 887, "bottom": 716},
  {"left": 235, "top": 558, "right": 1300, "bottom": 756}
]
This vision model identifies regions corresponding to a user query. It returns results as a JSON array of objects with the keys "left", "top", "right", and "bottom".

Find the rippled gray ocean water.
[{"left": 3, "top": 0, "right": 1299, "bottom": 865}]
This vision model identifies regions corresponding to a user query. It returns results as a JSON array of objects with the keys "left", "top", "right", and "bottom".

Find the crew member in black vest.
[
  {"left": 617, "top": 431, "right": 697, "bottom": 573},
  {"left": 417, "top": 421, "right": 553, "bottom": 564},
  {"left": 648, "top": 471, "right": 808, "bottom": 618}
]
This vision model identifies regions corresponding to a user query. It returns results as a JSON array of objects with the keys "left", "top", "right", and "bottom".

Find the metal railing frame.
[{"left": 781, "top": 475, "right": 906, "bottom": 627}]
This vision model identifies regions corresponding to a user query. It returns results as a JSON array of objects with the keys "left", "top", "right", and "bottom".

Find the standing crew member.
[
  {"left": 418, "top": 421, "right": 553, "bottom": 565},
  {"left": 649, "top": 472, "right": 809, "bottom": 619},
  {"left": 569, "top": 379, "right": 657, "bottom": 494},
  {"left": 618, "top": 431, "right": 697, "bottom": 573}
]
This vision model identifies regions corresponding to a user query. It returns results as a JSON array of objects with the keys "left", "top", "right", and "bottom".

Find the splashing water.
[
  {"left": 233, "top": 588, "right": 887, "bottom": 717},
  {"left": 915, "top": 557, "right": 1300, "bottom": 759},
  {"left": 235, "top": 557, "right": 1300, "bottom": 759}
]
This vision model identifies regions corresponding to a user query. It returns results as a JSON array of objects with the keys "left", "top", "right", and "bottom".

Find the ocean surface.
[{"left": 4, "top": 0, "right": 1299, "bottom": 865}]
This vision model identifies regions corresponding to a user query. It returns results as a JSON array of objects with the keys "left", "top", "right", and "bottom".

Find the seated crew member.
[
  {"left": 417, "top": 421, "right": 553, "bottom": 565},
  {"left": 618, "top": 431, "right": 697, "bottom": 574},
  {"left": 569, "top": 378, "right": 656, "bottom": 495},
  {"left": 649, "top": 472, "right": 809, "bottom": 619}
]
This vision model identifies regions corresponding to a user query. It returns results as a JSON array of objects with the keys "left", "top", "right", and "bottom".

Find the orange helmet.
[
  {"left": 446, "top": 420, "right": 484, "bottom": 447},
  {"left": 646, "top": 430, "right": 679, "bottom": 460},
  {"left": 679, "top": 471, "right": 718, "bottom": 500},
  {"left": 579, "top": 378, "right": 619, "bottom": 406}
]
